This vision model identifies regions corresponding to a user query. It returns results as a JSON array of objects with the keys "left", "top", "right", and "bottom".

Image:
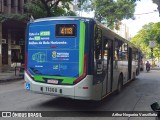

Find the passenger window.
[
  {"left": 94, "top": 27, "right": 103, "bottom": 75},
  {"left": 114, "top": 40, "right": 128, "bottom": 61},
  {"left": 114, "top": 40, "right": 122, "bottom": 60},
  {"left": 95, "top": 28, "right": 102, "bottom": 59},
  {"left": 103, "top": 39, "right": 108, "bottom": 70},
  {"left": 103, "top": 41, "right": 108, "bottom": 61},
  {"left": 122, "top": 43, "right": 128, "bottom": 60},
  {"left": 132, "top": 47, "right": 138, "bottom": 60}
]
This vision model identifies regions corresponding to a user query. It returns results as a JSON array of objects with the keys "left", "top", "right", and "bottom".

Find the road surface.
[{"left": 0, "top": 70, "right": 160, "bottom": 120}]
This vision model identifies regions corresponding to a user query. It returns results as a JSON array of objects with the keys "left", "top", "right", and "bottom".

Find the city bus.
[{"left": 25, "top": 17, "right": 140, "bottom": 100}]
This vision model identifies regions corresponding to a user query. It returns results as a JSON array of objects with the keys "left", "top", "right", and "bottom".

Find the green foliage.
[
  {"left": 93, "top": 0, "right": 138, "bottom": 29},
  {"left": 51, "top": 6, "right": 76, "bottom": 16},
  {"left": 151, "top": 22, "right": 160, "bottom": 44},
  {"left": 77, "top": 0, "right": 87, "bottom": 8},
  {"left": 0, "top": 14, "right": 28, "bottom": 22},
  {"left": 0, "top": 0, "right": 76, "bottom": 23},
  {"left": 24, "top": 0, "right": 76, "bottom": 19},
  {"left": 24, "top": 1, "right": 47, "bottom": 19},
  {"left": 131, "top": 22, "right": 160, "bottom": 59}
]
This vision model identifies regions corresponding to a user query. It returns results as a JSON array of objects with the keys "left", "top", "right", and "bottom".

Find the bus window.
[
  {"left": 94, "top": 27, "right": 103, "bottom": 75},
  {"left": 103, "top": 39, "right": 108, "bottom": 70},
  {"left": 94, "top": 26, "right": 102, "bottom": 81},
  {"left": 104, "top": 42, "right": 108, "bottom": 60},
  {"left": 114, "top": 40, "right": 128, "bottom": 61},
  {"left": 114, "top": 40, "right": 123, "bottom": 61},
  {"left": 132, "top": 47, "right": 138, "bottom": 60},
  {"left": 122, "top": 43, "right": 128, "bottom": 61},
  {"left": 95, "top": 28, "right": 102, "bottom": 59}
]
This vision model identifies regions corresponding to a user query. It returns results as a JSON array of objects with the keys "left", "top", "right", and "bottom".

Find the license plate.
[{"left": 47, "top": 79, "right": 58, "bottom": 84}]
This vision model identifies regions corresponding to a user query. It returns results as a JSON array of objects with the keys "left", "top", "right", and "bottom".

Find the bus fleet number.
[{"left": 45, "top": 87, "right": 57, "bottom": 93}]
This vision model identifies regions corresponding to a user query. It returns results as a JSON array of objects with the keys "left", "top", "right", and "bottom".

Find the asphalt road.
[{"left": 0, "top": 70, "right": 160, "bottom": 120}]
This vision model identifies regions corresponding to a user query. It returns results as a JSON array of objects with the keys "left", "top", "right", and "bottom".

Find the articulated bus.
[{"left": 25, "top": 17, "right": 140, "bottom": 100}]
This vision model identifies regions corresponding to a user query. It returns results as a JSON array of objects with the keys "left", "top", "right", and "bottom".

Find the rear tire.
[{"left": 117, "top": 75, "right": 123, "bottom": 93}]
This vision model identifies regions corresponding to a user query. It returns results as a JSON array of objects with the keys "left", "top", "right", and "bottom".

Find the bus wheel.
[{"left": 117, "top": 75, "right": 123, "bottom": 93}]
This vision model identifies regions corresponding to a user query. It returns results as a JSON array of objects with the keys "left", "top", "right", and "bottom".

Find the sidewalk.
[
  {"left": 151, "top": 66, "right": 160, "bottom": 70},
  {"left": 0, "top": 65, "right": 23, "bottom": 83}
]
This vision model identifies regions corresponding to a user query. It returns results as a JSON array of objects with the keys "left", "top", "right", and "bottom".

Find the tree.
[
  {"left": 24, "top": 0, "right": 76, "bottom": 19},
  {"left": 131, "top": 22, "right": 160, "bottom": 60},
  {"left": 0, "top": 0, "right": 76, "bottom": 23},
  {"left": 92, "top": 0, "right": 138, "bottom": 29},
  {"left": 77, "top": 0, "right": 87, "bottom": 8},
  {"left": 0, "top": 13, "right": 29, "bottom": 23}
]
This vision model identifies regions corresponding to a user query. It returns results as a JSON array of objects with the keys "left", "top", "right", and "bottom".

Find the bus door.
[
  {"left": 128, "top": 47, "right": 132, "bottom": 80},
  {"left": 102, "top": 39, "right": 113, "bottom": 96}
]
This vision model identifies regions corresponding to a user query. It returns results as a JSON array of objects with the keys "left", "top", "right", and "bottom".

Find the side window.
[
  {"left": 94, "top": 26, "right": 110, "bottom": 84},
  {"left": 121, "top": 43, "right": 128, "bottom": 61},
  {"left": 103, "top": 38, "right": 108, "bottom": 71},
  {"left": 114, "top": 40, "right": 128, "bottom": 61},
  {"left": 114, "top": 40, "right": 122, "bottom": 61},
  {"left": 95, "top": 27, "right": 102, "bottom": 60},
  {"left": 103, "top": 39, "right": 108, "bottom": 61},
  {"left": 132, "top": 47, "right": 138, "bottom": 60},
  {"left": 114, "top": 41, "right": 118, "bottom": 60},
  {"left": 94, "top": 26, "right": 102, "bottom": 75}
]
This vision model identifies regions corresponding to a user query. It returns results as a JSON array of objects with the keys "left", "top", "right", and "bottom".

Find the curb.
[
  {"left": 150, "top": 68, "right": 160, "bottom": 70},
  {"left": 0, "top": 78, "right": 23, "bottom": 83}
]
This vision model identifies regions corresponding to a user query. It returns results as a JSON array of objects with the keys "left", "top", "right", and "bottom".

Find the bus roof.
[{"left": 31, "top": 16, "right": 94, "bottom": 23}]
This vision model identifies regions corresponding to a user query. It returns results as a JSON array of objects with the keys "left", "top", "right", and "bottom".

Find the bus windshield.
[{"left": 27, "top": 20, "right": 81, "bottom": 78}]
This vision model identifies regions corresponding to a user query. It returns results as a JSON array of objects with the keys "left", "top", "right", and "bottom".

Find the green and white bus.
[{"left": 25, "top": 17, "right": 140, "bottom": 100}]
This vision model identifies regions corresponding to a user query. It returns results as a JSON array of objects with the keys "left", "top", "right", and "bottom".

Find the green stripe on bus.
[{"left": 79, "top": 21, "right": 85, "bottom": 76}]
